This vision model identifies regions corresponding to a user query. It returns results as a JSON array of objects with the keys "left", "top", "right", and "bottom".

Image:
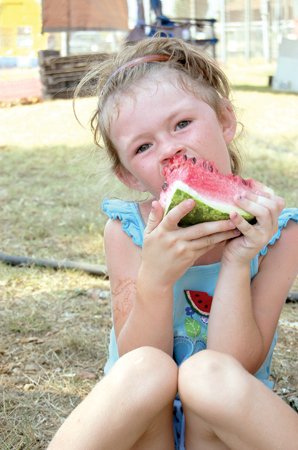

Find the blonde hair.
[{"left": 75, "top": 36, "right": 242, "bottom": 174}]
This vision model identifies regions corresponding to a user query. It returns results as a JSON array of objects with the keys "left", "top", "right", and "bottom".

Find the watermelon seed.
[
  {"left": 192, "top": 157, "right": 197, "bottom": 164},
  {"left": 183, "top": 154, "right": 188, "bottom": 160},
  {"left": 203, "top": 160, "right": 214, "bottom": 172},
  {"left": 162, "top": 182, "right": 168, "bottom": 191}
]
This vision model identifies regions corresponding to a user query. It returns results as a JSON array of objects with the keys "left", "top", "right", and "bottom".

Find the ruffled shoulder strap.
[
  {"left": 101, "top": 198, "right": 145, "bottom": 247},
  {"left": 260, "top": 208, "right": 298, "bottom": 256}
]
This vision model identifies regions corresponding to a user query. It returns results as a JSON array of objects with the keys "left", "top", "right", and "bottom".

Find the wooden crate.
[{"left": 38, "top": 51, "right": 109, "bottom": 99}]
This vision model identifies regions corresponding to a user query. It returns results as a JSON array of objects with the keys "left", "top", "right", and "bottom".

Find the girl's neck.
[{"left": 139, "top": 200, "right": 225, "bottom": 266}]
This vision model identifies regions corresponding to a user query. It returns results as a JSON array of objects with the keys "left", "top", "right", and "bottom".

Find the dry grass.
[
  {"left": 0, "top": 64, "right": 297, "bottom": 449},
  {"left": 0, "top": 266, "right": 111, "bottom": 449}
]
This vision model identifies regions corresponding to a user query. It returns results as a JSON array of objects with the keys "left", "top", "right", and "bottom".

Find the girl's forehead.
[
  {"left": 103, "top": 68, "right": 210, "bottom": 135},
  {"left": 104, "top": 71, "right": 173, "bottom": 117},
  {"left": 122, "top": 69, "right": 182, "bottom": 97},
  {"left": 107, "top": 69, "right": 193, "bottom": 112}
]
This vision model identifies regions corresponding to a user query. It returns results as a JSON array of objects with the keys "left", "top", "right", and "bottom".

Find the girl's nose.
[{"left": 159, "top": 147, "right": 185, "bottom": 166}]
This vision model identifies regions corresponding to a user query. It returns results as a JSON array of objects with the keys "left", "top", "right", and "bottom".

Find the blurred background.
[
  {"left": 1, "top": 0, "right": 298, "bottom": 64},
  {"left": 1, "top": 0, "right": 298, "bottom": 101}
]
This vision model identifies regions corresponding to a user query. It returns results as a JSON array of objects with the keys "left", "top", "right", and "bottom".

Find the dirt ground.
[{"left": 0, "top": 68, "right": 42, "bottom": 103}]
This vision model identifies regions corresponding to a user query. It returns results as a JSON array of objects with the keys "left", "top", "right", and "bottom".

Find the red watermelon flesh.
[
  {"left": 185, "top": 290, "right": 213, "bottom": 316},
  {"left": 159, "top": 154, "right": 272, "bottom": 226}
]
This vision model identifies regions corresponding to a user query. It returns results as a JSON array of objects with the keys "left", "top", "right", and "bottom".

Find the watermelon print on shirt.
[{"left": 173, "top": 291, "right": 212, "bottom": 365}]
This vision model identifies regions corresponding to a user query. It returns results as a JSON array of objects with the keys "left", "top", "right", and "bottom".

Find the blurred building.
[
  {"left": 0, "top": 0, "right": 297, "bottom": 67},
  {"left": 0, "top": 0, "right": 48, "bottom": 67},
  {"left": 0, "top": 0, "right": 128, "bottom": 67},
  {"left": 160, "top": 0, "right": 297, "bottom": 61},
  {"left": 215, "top": 0, "right": 298, "bottom": 61}
]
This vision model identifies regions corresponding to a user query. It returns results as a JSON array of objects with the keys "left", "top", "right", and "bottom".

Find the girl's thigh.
[
  {"left": 178, "top": 349, "right": 298, "bottom": 450},
  {"left": 131, "top": 402, "right": 176, "bottom": 450},
  {"left": 48, "top": 346, "right": 178, "bottom": 450},
  {"left": 106, "top": 346, "right": 178, "bottom": 450}
]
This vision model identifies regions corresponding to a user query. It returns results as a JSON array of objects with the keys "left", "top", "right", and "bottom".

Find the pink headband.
[{"left": 101, "top": 54, "right": 170, "bottom": 95}]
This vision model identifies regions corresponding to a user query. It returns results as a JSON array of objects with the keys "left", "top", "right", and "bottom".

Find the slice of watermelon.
[
  {"left": 160, "top": 154, "right": 272, "bottom": 227},
  {"left": 185, "top": 290, "right": 213, "bottom": 316}
]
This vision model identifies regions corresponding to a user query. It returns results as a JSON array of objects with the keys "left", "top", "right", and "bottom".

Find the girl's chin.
[{"left": 144, "top": 188, "right": 160, "bottom": 199}]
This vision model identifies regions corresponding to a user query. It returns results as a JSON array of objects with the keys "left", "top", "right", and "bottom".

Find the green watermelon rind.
[{"left": 164, "top": 181, "right": 255, "bottom": 227}]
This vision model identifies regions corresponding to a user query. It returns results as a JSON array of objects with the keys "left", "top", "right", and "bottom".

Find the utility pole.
[
  {"left": 261, "top": 0, "right": 271, "bottom": 62},
  {"left": 220, "top": 0, "right": 227, "bottom": 63},
  {"left": 150, "top": 0, "right": 162, "bottom": 17},
  {"left": 244, "top": 0, "right": 251, "bottom": 60},
  {"left": 136, "top": 0, "right": 145, "bottom": 25},
  {"left": 61, "top": 0, "right": 71, "bottom": 56}
]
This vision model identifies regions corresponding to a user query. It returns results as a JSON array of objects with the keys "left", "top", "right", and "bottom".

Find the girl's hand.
[
  {"left": 140, "top": 199, "right": 240, "bottom": 288},
  {"left": 222, "top": 188, "right": 285, "bottom": 265}
]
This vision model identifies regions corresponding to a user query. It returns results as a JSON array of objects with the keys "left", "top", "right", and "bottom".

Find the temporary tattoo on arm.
[{"left": 111, "top": 279, "right": 136, "bottom": 328}]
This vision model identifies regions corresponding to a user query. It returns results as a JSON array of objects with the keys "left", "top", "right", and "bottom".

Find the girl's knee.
[
  {"left": 109, "top": 347, "right": 178, "bottom": 404},
  {"left": 179, "top": 350, "right": 251, "bottom": 421},
  {"left": 113, "top": 346, "right": 177, "bottom": 378},
  {"left": 179, "top": 349, "right": 243, "bottom": 384}
]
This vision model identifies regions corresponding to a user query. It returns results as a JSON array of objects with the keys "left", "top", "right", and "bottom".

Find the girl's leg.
[
  {"left": 47, "top": 346, "right": 178, "bottom": 450},
  {"left": 179, "top": 349, "right": 298, "bottom": 450}
]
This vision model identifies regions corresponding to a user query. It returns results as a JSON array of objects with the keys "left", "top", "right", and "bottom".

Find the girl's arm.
[
  {"left": 208, "top": 193, "right": 298, "bottom": 373},
  {"left": 105, "top": 200, "right": 240, "bottom": 356},
  {"left": 104, "top": 219, "right": 174, "bottom": 355}
]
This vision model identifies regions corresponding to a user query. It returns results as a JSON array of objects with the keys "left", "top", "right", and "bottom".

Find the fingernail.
[{"left": 186, "top": 199, "right": 195, "bottom": 207}]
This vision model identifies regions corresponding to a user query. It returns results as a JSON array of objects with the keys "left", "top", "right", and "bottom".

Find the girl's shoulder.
[
  {"left": 102, "top": 198, "right": 148, "bottom": 247},
  {"left": 255, "top": 208, "right": 298, "bottom": 316},
  {"left": 259, "top": 207, "right": 298, "bottom": 257}
]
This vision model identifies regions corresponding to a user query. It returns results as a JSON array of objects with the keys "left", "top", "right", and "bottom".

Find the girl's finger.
[
  {"left": 241, "top": 191, "right": 284, "bottom": 209},
  {"left": 144, "top": 201, "right": 164, "bottom": 233},
  {"left": 253, "top": 190, "right": 272, "bottom": 199},
  {"left": 252, "top": 180, "right": 274, "bottom": 197},
  {"left": 182, "top": 219, "right": 237, "bottom": 240},
  {"left": 163, "top": 199, "right": 195, "bottom": 229},
  {"left": 234, "top": 193, "right": 283, "bottom": 229},
  {"left": 229, "top": 211, "right": 256, "bottom": 237},
  {"left": 191, "top": 229, "right": 241, "bottom": 250},
  {"left": 235, "top": 195, "right": 271, "bottom": 225}
]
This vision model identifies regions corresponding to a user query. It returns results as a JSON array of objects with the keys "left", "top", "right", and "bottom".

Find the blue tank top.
[{"left": 102, "top": 200, "right": 298, "bottom": 388}]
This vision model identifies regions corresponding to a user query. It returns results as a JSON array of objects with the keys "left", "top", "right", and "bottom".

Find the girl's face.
[{"left": 109, "top": 73, "right": 236, "bottom": 198}]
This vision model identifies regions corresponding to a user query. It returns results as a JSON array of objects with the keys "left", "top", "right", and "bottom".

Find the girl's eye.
[
  {"left": 136, "top": 143, "right": 151, "bottom": 154},
  {"left": 176, "top": 120, "right": 191, "bottom": 130}
]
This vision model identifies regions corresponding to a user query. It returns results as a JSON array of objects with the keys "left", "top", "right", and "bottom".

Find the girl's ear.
[
  {"left": 219, "top": 99, "right": 237, "bottom": 144},
  {"left": 116, "top": 165, "right": 147, "bottom": 192}
]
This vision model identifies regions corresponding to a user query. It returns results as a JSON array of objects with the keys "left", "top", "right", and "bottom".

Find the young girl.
[{"left": 48, "top": 37, "right": 298, "bottom": 450}]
